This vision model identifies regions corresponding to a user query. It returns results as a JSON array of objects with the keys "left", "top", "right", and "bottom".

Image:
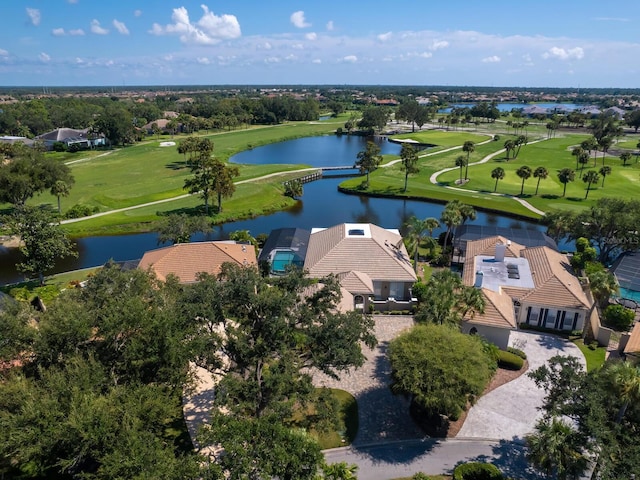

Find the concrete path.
[
  {"left": 428, "top": 138, "right": 549, "bottom": 217},
  {"left": 312, "top": 315, "right": 424, "bottom": 445},
  {"left": 457, "top": 330, "right": 586, "bottom": 440}
]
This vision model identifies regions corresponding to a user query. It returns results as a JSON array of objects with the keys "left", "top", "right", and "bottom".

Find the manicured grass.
[
  {"left": 0, "top": 267, "right": 102, "bottom": 300},
  {"left": 573, "top": 339, "right": 607, "bottom": 371},
  {"left": 616, "top": 136, "right": 640, "bottom": 149},
  {"left": 392, "top": 130, "right": 487, "bottom": 148},
  {"left": 312, "top": 389, "right": 358, "bottom": 449}
]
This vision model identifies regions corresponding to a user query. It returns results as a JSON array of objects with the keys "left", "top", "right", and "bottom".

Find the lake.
[
  {"left": 0, "top": 135, "right": 547, "bottom": 285},
  {"left": 438, "top": 102, "right": 581, "bottom": 114}
]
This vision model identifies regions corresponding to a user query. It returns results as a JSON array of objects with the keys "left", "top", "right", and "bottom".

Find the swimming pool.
[
  {"left": 271, "top": 250, "right": 299, "bottom": 274},
  {"left": 618, "top": 287, "right": 640, "bottom": 303}
]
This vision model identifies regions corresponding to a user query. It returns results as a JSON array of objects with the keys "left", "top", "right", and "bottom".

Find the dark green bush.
[
  {"left": 64, "top": 204, "right": 100, "bottom": 219},
  {"left": 507, "top": 347, "right": 527, "bottom": 359},
  {"left": 411, "top": 474, "right": 432, "bottom": 480},
  {"left": 603, "top": 304, "right": 635, "bottom": 331},
  {"left": 496, "top": 350, "right": 524, "bottom": 370},
  {"left": 453, "top": 462, "right": 503, "bottom": 480}
]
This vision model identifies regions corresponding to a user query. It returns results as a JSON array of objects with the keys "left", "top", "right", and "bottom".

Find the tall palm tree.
[
  {"left": 462, "top": 141, "right": 475, "bottom": 179},
  {"left": 599, "top": 165, "right": 611, "bottom": 187},
  {"left": 526, "top": 417, "right": 589, "bottom": 480},
  {"left": 557, "top": 168, "right": 575, "bottom": 197},
  {"left": 620, "top": 151, "right": 632, "bottom": 166},
  {"left": 514, "top": 134, "right": 528, "bottom": 158},
  {"left": 491, "top": 167, "right": 505, "bottom": 192},
  {"left": 578, "top": 151, "right": 590, "bottom": 172},
  {"left": 404, "top": 216, "right": 428, "bottom": 271},
  {"left": 580, "top": 138, "right": 598, "bottom": 167},
  {"left": 571, "top": 146, "right": 584, "bottom": 170},
  {"left": 455, "top": 155, "right": 466, "bottom": 184},
  {"left": 516, "top": 165, "right": 532, "bottom": 195},
  {"left": 636, "top": 141, "right": 640, "bottom": 163},
  {"left": 589, "top": 270, "right": 618, "bottom": 308},
  {"left": 503, "top": 139, "right": 516, "bottom": 160},
  {"left": 599, "top": 136, "right": 613, "bottom": 165},
  {"left": 608, "top": 361, "right": 640, "bottom": 423},
  {"left": 582, "top": 170, "right": 599, "bottom": 199},
  {"left": 400, "top": 143, "right": 419, "bottom": 192},
  {"left": 458, "top": 286, "right": 485, "bottom": 320},
  {"left": 50, "top": 179, "right": 72, "bottom": 214},
  {"left": 533, "top": 167, "right": 548, "bottom": 195},
  {"left": 440, "top": 202, "right": 463, "bottom": 253}
]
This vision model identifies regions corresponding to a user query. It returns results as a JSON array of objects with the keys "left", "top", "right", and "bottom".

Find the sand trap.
[{"left": 159, "top": 141, "right": 176, "bottom": 147}]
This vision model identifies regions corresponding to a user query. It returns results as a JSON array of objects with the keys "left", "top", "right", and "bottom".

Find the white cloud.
[
  {"left": 342, "top": 55, "right": 357, "bottom": 63},
  {"left": 197, "top": 57, "right": 210, "bottom": 64},
  {"left": 39, "top": 52, "right": 50, "bottom": 62},
  {"left": 26, "top": 8, "right": 41, "bottom": 26},
  {"left": 482, "top": 55, "right": 501, "bottom": 63},
  {"left": 265, "top": 57, "right": 281, "bottom": 64},
  {"left": 326, "top": 20, "right": 334, "bottom": 31},
  {"left": 312, "top": 58, "right": 321, "bottom": 64},
  {"left": 163, "top": 54, "right": 173, "bottom": 61},
  {"left": 75, "top": 57, "right": 83, "bottom": 64},
  {"left": 105, "top": 60, "right": 114, "bottom": 66},
  {"left": 258, "top": 42, "right": 272, "bottom": 50},
  {"left": 69, "top": 29, "right": 85, "bottom": 36},
  {"left": 377, "top": 32, "right": 392, "bottom": 42},
  {"left": 415, "top": 52, "right": 433, "bottom": 59},
  {"left": 91, "top": 20, "right": 109, "bottom": 35},
  {"left": 52, "top": 28, "right": 66, "bottom": 37},
  {"left": 0, "top": 49, "right": 8, "bottom": 56},
  {"left": 542, "top": 46, "right": 584, "bottom": 60},
  {"left": 113, "top": 19, "right": 129, "bottom": 35},
  {"left": 150, "top": 5, "right": 241, "bottom": 45},
  {"left": 290, "top": 11, "right": 310, "bottom": 28},
  {"left": 430, "top": 40, "right": 449, "bottom": 51},
  {"left": 134, "top": 10, "right": 142, "bottom": 17},
  {"left": 305, "top": 32, "right": 317, "bottom": 41}
]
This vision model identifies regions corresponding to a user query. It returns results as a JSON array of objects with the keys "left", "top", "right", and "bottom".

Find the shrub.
[
  {"left": 64, "top": 204, "right": 100, "bottom": 219},
  {"left": 603, "top": 304, "right": 635, "bottom": 331},
  {"left": 52, "top": 141, "right": 67, "bottom": 152},
  {"left": 412, "top": 473, "right": 432, "bottom": 480},
  {"left": 493, "top": 135, "right": 500, "bottom": 141},
  {"left": 453, "top": 462, "right": 503, "bottom": 480},
  {"left": 496, "top": 350, "right": 524, "bottom": 370},
  {"left": 507, "top": 347, "right": 527, "bottom": 359}
]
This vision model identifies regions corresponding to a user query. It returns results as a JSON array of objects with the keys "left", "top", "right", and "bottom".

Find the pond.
[
  {"left": 438, "top": 102, "right": 581, "bottom": 113},
  {"left": 0, "top": 135, "right": 548, "bottom": 285}
]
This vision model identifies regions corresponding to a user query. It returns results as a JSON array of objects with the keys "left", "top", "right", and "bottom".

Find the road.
[{"left": 324, "top": 438, "right": 544, "bottom": 480}]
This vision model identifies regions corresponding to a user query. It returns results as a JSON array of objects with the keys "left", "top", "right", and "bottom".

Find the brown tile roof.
[
  {"left": 465, "top": 288, "right": 516, "bottom": 329},
  {"left": 624, "top": 322, "right": 640, "bottom": 355},
  {"left": 337, "top": 271, "right": 375, "bottom": 295},
  {"left": 304, "top": 224, "right": 416, "bottom": 283},
  {"left": 138, "top": 241, "right": 257, "bottom": 283},
  {"left": 520, "top": 247, "right": 590, "bottom": 310}
]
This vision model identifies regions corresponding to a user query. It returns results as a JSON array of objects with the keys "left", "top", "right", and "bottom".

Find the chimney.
[
  {"left": 495, "top": 243, "right": 506, "bottom": 263},
  {"left": 474, "top": 271, "right": 484, "bottom": 288}
]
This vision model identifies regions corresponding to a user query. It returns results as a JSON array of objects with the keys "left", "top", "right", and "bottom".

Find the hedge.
[
  {"left": 496, "top": 350, "right": 524, "bottom": 371},
  {"left": 506, "top": 347, "right": 527, "bottom": 359},
  {"left": 453, "top": 462, "right": 503, "bottom": 480}
]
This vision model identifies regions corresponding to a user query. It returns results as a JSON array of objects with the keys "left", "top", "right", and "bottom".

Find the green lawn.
[
  {"left": 573, "top": 339, "right": 607, "bottom": 371},
  {"left": 392, "top": 130, "right": 488, "bottom": 148}
]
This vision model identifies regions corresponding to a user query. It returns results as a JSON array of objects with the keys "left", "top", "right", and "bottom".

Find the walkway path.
[{"left": 428, "top": 138, "right": 549, "bottom": 217}]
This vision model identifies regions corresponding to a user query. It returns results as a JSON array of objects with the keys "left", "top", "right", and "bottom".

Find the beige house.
[
  {"left": 461, "top": 236, "right": 591, "bottom": 349},
  {"left": 304, "top": 223, "right": 417, "bottom": 311},
  {"left": 138, "top": 241, "right": 257, "bottom": 284}
]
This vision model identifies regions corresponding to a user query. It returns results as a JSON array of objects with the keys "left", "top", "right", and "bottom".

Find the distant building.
[{"left": 35, "top": 127, "right": 104, "bottom": 150}]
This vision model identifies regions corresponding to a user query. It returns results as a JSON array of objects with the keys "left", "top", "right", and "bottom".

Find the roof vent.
[
  {"left": 348, "top": 229, "right": 365, "bottom": 236},
  {"left": 474, "top": 270, "right": 484, "bottom": 288},
  {"left": 242, "top": 245, "right": 247, "bottom": 252}
]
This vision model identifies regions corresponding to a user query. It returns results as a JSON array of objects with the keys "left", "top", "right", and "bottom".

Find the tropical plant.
[
  {"left": 582, "top": 170, "right": 599, "bottom": 199},
  {"left": 491, "top": 167, "right": 505, "bottom": 192},
  {"left": 462, "top": 141, "right": 475, "bottom": 179},
  {"left": 455, "top": 155, "right": 466, "bottom": 184},
  {"left": 557, "top": 168, "right": 575, "bottom": 197},
  {"left": 355, "top": 141, "right": 383, "bottom": 183},
  {"left": 599, "top": 136, "right": 613, "bottom": 165},
  {"left": 571, "top": 146, "right": 584, "bottom": 170},
  {"left": 608, "top": 361, "right": 640, "bottom": 423},
  {"left": 503, "top": 139, "right": 516, "bottom": 160},
  {"left": 580, "top": 137, "right": 598, "bottom": 166},
  {"left": 620, "top": 151, "right": 632, "bottom": 166},
  {"left": 400, "top": 143, "right": 420, "bottom": 192},
  {"left": 533, "top": 166, "right": 548, "bottom": 195},
  {"left": 578, "top": 151, "right": 590, "bottom": 172},
  {"left": 599, "top": 165, "right": 611, "bottom": 187},
  {"left": 404, "top": 216, "right": 428, "bottom": 271},
  {"left": 50, "top": 179, "right": 72, "bottom": 214},
  {"left": 516, "top": 165, "right": 532, "bottom": 195}
]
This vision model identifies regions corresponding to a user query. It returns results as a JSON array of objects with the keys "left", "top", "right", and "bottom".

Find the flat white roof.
[{"left": 474, "top": 255, "right": 535, "bottom": 292}]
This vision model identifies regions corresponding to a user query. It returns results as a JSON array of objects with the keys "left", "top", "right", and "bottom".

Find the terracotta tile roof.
[
  {"left": 465, "top": 288, "right": 516, "bottom": 329},
  {"left": 139, "top": 241, "right": 257, "bottom": 283},
  {"left": 520, "top": 247, "right": 590, "bottom": 310},
  {"left": 337, "top": 271, "right": 375, "bottom": 294},
  {"left": 304, "top": 224, "right": 416, "bottom": 283},
  {"left": 624, "top": 322, "right": 640, "bottom": 355}
]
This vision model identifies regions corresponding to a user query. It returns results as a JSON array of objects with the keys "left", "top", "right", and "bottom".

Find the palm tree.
[
  {"left": 557, "top": 168, "right": 575, "bottom": 197},
  {"left": 458, "top": 286, "right": 485, "bottom": 320},
  {"left": 458, "top": 202, "right": 476, "bottom": 226},
  {"left": 322, "top": 461, "right": 358, "bottom": 480},
  {"left": 620, "top": 151, "right": 632, "bottom": 166},
  {"left": 462, "top": 141, "right": 475, "bottom": 179},
  {"left": 404, "top": 216, "right": 428, "bottom": 271},
  {"left": 400, "top": 143, "right": 419, "bottom": 192},
  {"left": 440, "top": 202, "right": 463, "bottom": 253},
  {"left": 50, "top": 179, "right": 72, "bottom": 214},
  {"left": 599, "top": 165, "right": 611, "bottom": 187},
  {"left": 526, "top": 417, "right": 589, "bottom": 480},
  {"left": 571, "top": 146, "right": 584, "bottom": 170},
  {"left": 516, "top": 165, "right": 532, "bottom": 195},
  {"left": 578, "top": 151, "right": 590, "bottom": 172},
  {"left": 589, "top": 270, "right": 618, "bottom": 308},
  {"left": 599, "top": 136, "right": 613, "bottom": 165},
  {"left": 503, "top": 139, "right": 516, "bottom": 160},
  {"left": 455, "top": 155, "right": 466, "bottom": 184},
  {"left": 580, "top": 137, "right": 598, "bottom": 167},
  {"left": 514, "top": 135, "right": 528, "bottom": 158},
  {"left": 491, "top": 167, "right": 505, "bottom": 192},
  {"left": 533, "top": 166, "right": 548, "bottom": 195},
  {"left": 636, "top": 141, "right": 640, "bottom": 163},
  {"left": 582, "top": 170, "right": 599, "bottom": 199},
  {"left": 608, "top": 361, "right": 640, "bottom": 423}
]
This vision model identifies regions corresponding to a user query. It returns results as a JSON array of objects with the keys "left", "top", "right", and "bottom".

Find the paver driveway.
[{"left": 457, "top": 330, "right": 586, "bottom": 440}]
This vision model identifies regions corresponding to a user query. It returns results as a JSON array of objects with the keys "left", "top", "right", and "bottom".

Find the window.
[
  {"left": 373, "top": 282, "right": 382, "bottom": 300},
  {"left": 389, "top": 282, "right": 404, "bottom": 300}
]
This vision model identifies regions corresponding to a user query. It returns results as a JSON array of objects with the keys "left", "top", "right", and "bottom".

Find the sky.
[{"left": 1, "top": 0, "right": 639, "bottom": 88}]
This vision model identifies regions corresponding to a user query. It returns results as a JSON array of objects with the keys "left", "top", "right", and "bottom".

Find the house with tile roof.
[
  {"left": 304, "top": 223, "right": 417, "bottom": 312},
  {"left": 138, "top": 241, "right": 257, "bottom": 284},
  {"left": 461, "top": 236, "right": 591, "bottom": 348}
]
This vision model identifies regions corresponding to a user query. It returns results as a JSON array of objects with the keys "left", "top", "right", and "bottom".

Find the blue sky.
[{"left": 1, "top": 0, "right": 639, "bottom": 87}]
